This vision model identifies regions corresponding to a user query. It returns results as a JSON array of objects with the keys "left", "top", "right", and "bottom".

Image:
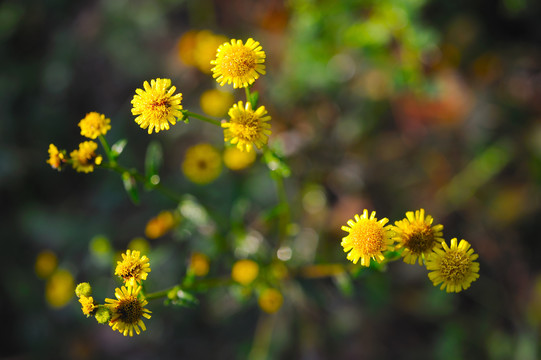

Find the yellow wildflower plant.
[
  {"left": 182, "top": 143, "right": 222, "bottom": 184},
  {"left": 78, "top": 112, "right": 111, "bottom": 139},
  {"left": 200, "top": 88, "right": 235, "bottom": 117},
  {"left": 105, "top": 285, "right": 152, "bottom": 337},
  {"left": 231, "top": 259, "right": 259, "bottom": 286},
  {"left": 145, "top": 210, "right": 179, "bottom": 239},
  {"left": 222, "top": 101, "right": 272, "bottom": 152},
  {"left": 70, "top": 141, "right": 103, "bottom": 173},
  {"left": 341, "top": 209, "right": 395, "bottom": 267},
  {"left": 79, "top": 295, "right": 97, "bottom": 317},
  {"left": 426, "top": 238, "right": 480, "bottom": 293},
  {"left": 131, "top": 78, "right": 183, "bottom": 134},
  {"left": 258, "top": 288, "right": 283, "bottom": 314},
  {"left": 114, "top": 249, "right": 151, "bottom": 287},
  {"left": 392, "top": 209, "right": 444, "bottom": 265},
  {"left": 211, "top": 38, "right": 266, "bottom": 88},
  {"left": 223, "top": 146, "right": 257, "bottom": 171},
  {"left": 46, "top": 144, "right": 66, "bottom": 171}
]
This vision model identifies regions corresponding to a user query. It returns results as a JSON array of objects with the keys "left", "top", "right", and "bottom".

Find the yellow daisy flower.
[
  {"left": 231, "top": 259, "right": 259, "bottom": 286},
  {"left": 131, "top": 78, "right": 183, "bottom": 134},
  {"left": 222, "top": 101, "right": 272, "bottom": 152},
  {"left": 182, "top": 143, "right": 222, "bottom": 184},
  {"left": 46, "top": 144, "right": 65, "bottom": 171},
  {"left": 341, "top": 209, "right": 395, "bottom": 267},
  {"left": 79, "top": 295, "right": 97, "bottom": 317},
  {"left": 211, "top": 38, "right": 266, "bottom": 88},
  {"left": 70, "top": 141, "right": 103, "bottom": 173},
  {"left": 114, "top": 249, "right": 151, "bottom": 286},
  {"left": 105, "top": 285, "right": 151, "bottom": 337},
  {"left": 392, "top": 209, "right": 444, "bottom": 265},
  {"left": 258, "top": 288, "right": 283, "bottom": 314},
  {"left": 426, "top": 238, "right": 480, "bottom": 293},
  {"left": 223, "top": 146, "right": 257, "bottom": 171},
  {"left": 78, "top": 112, "right": 111, "bottom": 139}
]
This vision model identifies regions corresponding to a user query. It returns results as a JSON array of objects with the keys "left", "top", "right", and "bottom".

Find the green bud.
[
  {"left": 95, "top": 306, "right": 112, "bottom": 324},
  {"left": 75, "top": 282, "right": 92, "bottom": 298}
]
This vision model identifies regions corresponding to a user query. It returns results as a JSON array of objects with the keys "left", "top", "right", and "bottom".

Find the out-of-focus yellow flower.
[
  {"left": 46, "top": 144, "right": 66, "bottom": 171},
  {"left": 189, "top": 252, "right": 210, "bottom": 277},
  {"left": 75, "top": 282, "right": 92, "bottom": 298},
  {"left": 211, "top": 38, "right": 266, "bottom": 88},
  {"left": 341, "top": 209, "right": 394, "bottom": 266},
  {"left": 223, "top": 146, "right": 257, "bottom": 171},
  {"left": 114, "top": 249, "right": 151, "bottom": 287},
  {"left": 45, "top": 269, "right": 75, "bottom": 308},
  {"left": 145, "top": 210, "right": 179, "bottom": 239},
  {"left": 70, "top": 141, "right": 103, "bottom": 173},
  {"left": 182, "top": 143, "right": 222, "bottom": 184},
  {"left": 78, "top": 112, "right": 111, "bottom": 139},
  {"left": 127, "top": 237, "right": 151, "bottom": 256},
  {"left": 200, "top": 88, "right": 235, "bottom": 118},
  {"left": 258, "top": 288, "right": 283, "bottom": 313},
  {"left": 177, "top": 30, "right": 198, "bottom": 66},
  {"left": 222, "top": 101, "right": 272, "bottom": 152},
  {"left": 79, "top": 295, "right": 97, "bottom": 317},
  {"left": 194, "top": 30, "right": 228, "bottom": 73},
  {"left": 131, "top": 78, "right": 183, "bottom": 134},
  {"left": 426, "top": 238, "right": 480, "bottom": 293},
  {"left": 35, "top": 250, "right": 58, "bottom": 279},
  {"left": 231, "top": 259, "right": 259, "bottom": 286},
  {"left": 105, "top": 285, "right": 151, "bottom": 337}
]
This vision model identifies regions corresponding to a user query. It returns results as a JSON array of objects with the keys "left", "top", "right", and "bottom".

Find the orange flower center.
[{"left": 350, "top": 220, "right": 385, "bottom": 256}]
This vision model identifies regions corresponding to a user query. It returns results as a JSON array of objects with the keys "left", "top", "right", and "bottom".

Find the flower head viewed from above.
[
  {"left": 222, "top": 101, "right": 272, "bottom": 152},
  {"left": 46, "top": 144, "right": 65, "bottom": 171},
  {"left": 70, "top": 141, "right": 103, "bottom": 173},
  {"left": 211, "top": 38, "right": 266, "bottom": 88},
  {"left": 392, "top": 209, "right": 444, "bottom": 265},
  {"left": 131, "top": 78, "right": 183, "bottom": 134},
  {"left": 78, "top": 112, "right": 111, "bottom": 139},
  {"left": 426, "top": 238, "right": 480, "bottom": 293},
  {"left": 105, "top": 285, "right": 151, "bottom": 337},
  {"left": 114, "top": 249, "right": 151, "bottom": 286},
  {"left": 341, "top": 210, "right": 395, "bottom": 267},
  {"left": 182, "top": 143, "right": 222, "bottom": 184}
]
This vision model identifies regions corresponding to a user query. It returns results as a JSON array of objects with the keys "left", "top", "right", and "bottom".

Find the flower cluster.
[
  {"left": 75, "top": 249, "right": 152, "bottom": 336},
  {"left": 341, "top": 208, "right": 480, "bottom": 293}
]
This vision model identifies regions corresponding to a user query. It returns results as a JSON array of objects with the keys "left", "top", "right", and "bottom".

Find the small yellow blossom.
[
  {"left": 114, "top": 249, "right": 151, "bottom": 286},
  {"left": 211, "top": 38, "right": 266, "bottom": 88},
  {"left": 200, "top": 88, "right": 235, "bottom": 117},
  {"left": 231, "top": 259, "right": 259, "bottom": 286},
  {"left": 35, "top": 250, "right": 58, "bottom": 279},
  {"left": 182, "top": 143, "right": 222, "bottom": 184},
  {"left": 78, "top": 112, "right": 111, "bottom": 139},
  {"left": 46, "top": 144, "right": 66, "bottom": 171},
  {"left": 79, "top": 295, "right": 97, "bottom": 317},
  {"left": 70, "top": 141, "right": 103, "bottom": 173},
  {"left": 145, "top": 210, "right": 179, "bottom": 239},
  {"left": 189, "top": 252, "right": 210, "bottom": 277},
  {"left": 341, "top": 209, "right": 395, "bottom": 267},
  {"left": 131, "top": 78, "right": 183, "bottom": 134},
  {"left": 45, "top": 269, "right": 75, "bottom": 308},
  {"left": 258, "top": 288, "right": 283, "bottom": 313},
  {"left": 223, "top": 146, "right": 257, "bottom": 171},
  {"left": 392, "top": 209, "right": 444, "bottom": 265},
  {"left": 222, "top": 101, "right": 272, "bottom": 152},
  {"left": 106, "top": 285, "right": 151, "bottom": 337},
  {"left": 426, "top": 238, "right": 480, "bottom": 293}
]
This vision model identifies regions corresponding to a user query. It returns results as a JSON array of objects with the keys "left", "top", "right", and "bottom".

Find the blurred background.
[{"left": 2, "top": 0, "right": 541, "bottom": 359}]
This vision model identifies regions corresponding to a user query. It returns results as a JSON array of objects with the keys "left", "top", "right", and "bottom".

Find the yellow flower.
[
  {"left": 182, "top": 143, "right": 222, "bottom": 184},
  {"left": 189, "top": 252, "right": 210, "bottom": 277},
  {"left": 70, "top": 141, "right": 103, "bottom": 173},
  {"left": 35, "top": 250, "right": 58, "bottom": 279},
  {"left": 131, "top": 78, "right": 183, "bottom": 134},
  {"left": 79, "top": 295, "right": 97, "bottom": 317},
  {"left": 46, "top": 144, "right": 65, "bottom": 171},
  {"left": 45, "top": 269, "right": 75, "bottom": 308},
  {"left": 177, "top": 30, "right": 198, "bottom": 67},
  {"left": 200, "top": 88, "right": 235, "bottom": 117},
  {"left": 222, "top": 101, "right": 272, "bottom": 152},
  {"left": 258, "top": 288, "right": 283, "bottom": 313},
  {"left": 145, "top": 210, "right": 179, "bottom": 239},
  {"left": 231, "top": 259, "right": 259, "bottom": 286},
  {"left": 392, "top": 209, "right": 444, "bottom": 265},
  {"left": 426, "top": 238, "right": 480, "bottom": 293},
  {"left": 105, "top": 285, "right": 151, "bottom": 337},
  {"left": 223, "top": 146, "right": 257, "bottom": 171},
  {"left": 114, "top": 249, "right": 151, "bottom": 286},
  {"left": 194, "top": 30, "right": 228, "bottom": 73},
  {"left": 211, "top": 38, "right": 266, "bottom": 88},
  {"left": 341, "top": 209, "right": 395, "bottom": 266},
  {"left": 78, "top": 112, "right": 111, "bottom": 139}
]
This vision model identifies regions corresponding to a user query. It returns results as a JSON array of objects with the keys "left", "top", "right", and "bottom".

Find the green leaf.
[
  {"left": 122, "top": 172, "right": 139, "bottom": 204},
  {"left": 145, "top": 141, "right": 163, "bottom": 180},
  {"left": 110, "top": 139, "right": 127, "bottom": 158},
  {"left": 165, "top": 286, "right": 199, "bottom": 307},
  {"left": 249, "top": 90, "right": 259, "bottom": 108},
  {"left": 263, "top": 147, "right": 291, "bottom": 178}
]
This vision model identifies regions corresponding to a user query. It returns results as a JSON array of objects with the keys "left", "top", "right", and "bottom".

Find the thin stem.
[
  {"left": 98, "top": 135, "right": 115, "bottom": 165},
  {"left": 183, "top": 110, "right": 222, "bottom": 127}
]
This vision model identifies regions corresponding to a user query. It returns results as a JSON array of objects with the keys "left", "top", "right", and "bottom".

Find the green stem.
[
  {"left": 98, "top": 135, "right": 115, "bottom": 165},
  {"left": 183, "top": 110, "right": 222, "bottom": 127},
  {"left": 145, "top": 286, "right": 176, "bottom": 301}
]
